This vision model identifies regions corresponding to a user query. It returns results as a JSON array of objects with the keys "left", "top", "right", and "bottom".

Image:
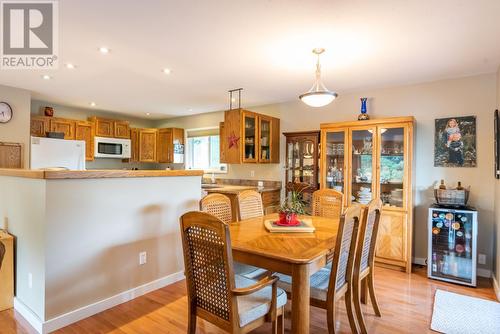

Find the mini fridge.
[{"left": 428, "top": 205, "right": 478, "bottom": 286}]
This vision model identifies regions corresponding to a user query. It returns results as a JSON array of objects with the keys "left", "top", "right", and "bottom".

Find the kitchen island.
[{"left": 0, "top": 169, "right": 203, "bottom": 333}]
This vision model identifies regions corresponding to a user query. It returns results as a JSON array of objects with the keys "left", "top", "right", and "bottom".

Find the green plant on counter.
[{"left": 280, "top": 190, "right": 306, "bottom": 215}]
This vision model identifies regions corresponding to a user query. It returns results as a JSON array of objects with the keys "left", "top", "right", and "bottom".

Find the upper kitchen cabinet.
[
  {"left": 49, "top": 117, "right": 76, "bottom": 139},
  {"left": 75, "top": 121, "right": 95, "bottom": 161},
  {"left": 222, "top": 108, "right": 280, "bottom": 164},
  {"left": 90, "top": 117, "right": 130, "bottom": 139},
  {"left": 30, "top": 116, "right": 50, "bottom": 137},
  {"left": 138, "top": 128, "right": 158, "bottom": 162},
  {"left": 157, "top": 128, "right": 184, "bottom": 163}
]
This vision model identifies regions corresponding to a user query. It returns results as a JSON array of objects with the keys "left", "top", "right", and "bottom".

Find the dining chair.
[
  {"left": 238, "top": 190, "right": 264, "bottom": 221},
  {"left": 180, "top": 211, "right": 286, "bottom": 334},
  {"left": 200, "top": 193, "right": 267, "bottom": 279},
  {"left": 200, "top": 193, "right": 233, "bottom": 224},
  {"left": 352, "top": 198, "right": 383, "bottom": 334},
  {"left": 312, "top": 189, "right": 344, "bottom": 220},
  {"left": 0, "top": 241, "right": 5, "bottom": 271},
  {"left": 276, "top": 205, "right": 362, "bottom": 334}
]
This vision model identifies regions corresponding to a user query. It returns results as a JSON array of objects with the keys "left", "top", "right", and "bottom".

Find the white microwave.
[{"left": 94, "top": 137, "right": 131, "bottom": 159}]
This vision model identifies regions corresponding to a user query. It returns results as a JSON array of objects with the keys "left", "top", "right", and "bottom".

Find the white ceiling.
[{"left": 1, "top": 0, "right": 500, "bottom": 119}]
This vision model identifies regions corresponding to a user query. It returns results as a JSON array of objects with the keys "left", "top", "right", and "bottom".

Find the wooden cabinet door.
[
  {"left": 75, "top": 121, "right": 95, "bottom": 161},
  {"left": 157, "top": 128, "right": 173, "bottom": 163},
  {"left": 129, "top": 128, "right": 140, "bottom": 162},
  {"left": 375, "top": 210, "right": 407, "bottom": 265},
  {"left": 92, "top": 117, "right": 114, "bottom": 137},
  {"left": 242, "top": 111, "right": 258, "bottom": 163},
  {"left": 139, "top": 129, "right": 157, "bottom": 162},
  {"left": 30, "top": 116, "right": 49, "bottom": 137},
  {"left": 172, "top": 128, "right": 184, "bottom": 145},
  {"left": 114, "top": 121, "right": 130, "bottom": 139},
  {"left": 219, "top": 122, "right": 227, "bottom": 163},
  {"left": 50, "top": 118, "right": 75, "bottom": 139},
  {"left": 0, "top": 142, "right": 23, "bottom": 168}
]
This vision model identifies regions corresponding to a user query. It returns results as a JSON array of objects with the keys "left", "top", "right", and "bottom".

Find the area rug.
[{"left": 431, "top": 289, "right": 500, "bottom": 333}]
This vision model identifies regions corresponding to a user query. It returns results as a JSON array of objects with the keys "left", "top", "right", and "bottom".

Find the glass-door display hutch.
[
  {"left": 284, "top": 131, "right": 321, "bottom": 212},
  {"left": 320, "top": 117, "right": 414, "bottom": 273}
]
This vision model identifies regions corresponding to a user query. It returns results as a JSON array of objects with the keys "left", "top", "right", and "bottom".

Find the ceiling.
[{"left": 1, "top": 0, "right": 500, "bottom": 119}]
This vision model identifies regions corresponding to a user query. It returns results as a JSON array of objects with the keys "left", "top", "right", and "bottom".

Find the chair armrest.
[{"left": 232, "top": 275, "right": 278, "bottom": 296}]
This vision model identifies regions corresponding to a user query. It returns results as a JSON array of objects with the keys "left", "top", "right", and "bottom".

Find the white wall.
[
  {"left": 158, "top": 74, "right": 497, "bottom": 273},
  {"left": 0, "top": 85, "right": 31, "bottom": 165}
]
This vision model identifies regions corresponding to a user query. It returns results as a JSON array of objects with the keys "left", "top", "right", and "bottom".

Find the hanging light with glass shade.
[{"left": 299, "top": 48, "right": 337, "bottom": 107}]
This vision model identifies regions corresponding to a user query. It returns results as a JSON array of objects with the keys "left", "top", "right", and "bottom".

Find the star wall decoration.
[{"left": 228, "top": 131, "right": 240, "bottom": 149}]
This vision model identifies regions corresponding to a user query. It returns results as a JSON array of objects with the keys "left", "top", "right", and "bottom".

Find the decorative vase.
[
  {"left": 358, "top": 97, "right": 369, "bottom": 120},
  {"left": 278, "top": 212, "right": 300, "bottom": 226},
  {"left": 44, "top": 106, "right": 54, "bottom": 117}
]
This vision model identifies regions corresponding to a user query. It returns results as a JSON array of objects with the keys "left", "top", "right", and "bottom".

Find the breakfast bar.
[{"left": 0, "top": 169, "right": 203, "bottom": 331}]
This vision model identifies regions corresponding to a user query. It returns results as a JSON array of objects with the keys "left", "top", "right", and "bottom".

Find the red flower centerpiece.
[{"left": 276, "top": 190, "right": 306, "bottom": 226}]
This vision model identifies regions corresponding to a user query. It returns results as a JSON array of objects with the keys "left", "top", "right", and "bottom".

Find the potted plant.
[{"left": 278, "top": 191, "right": 306, "bottom": 226}]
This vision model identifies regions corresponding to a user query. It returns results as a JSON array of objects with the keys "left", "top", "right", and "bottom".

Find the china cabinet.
[
  {"left": 221, "top": 108, "right": 280, "bottom": 164},
  {"left": 320, "top": 116, "right": 414, "bottom": 272},
  {"left": 283, "top": 131, "right": 320, "bottom": 210}
]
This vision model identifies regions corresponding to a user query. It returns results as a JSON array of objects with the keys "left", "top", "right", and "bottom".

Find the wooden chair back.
[
  {"left": 356, "top": 198, "right": 382, "bottom": 273},
  {"left": 237, "top": 190, "right": 264, "bottom": 220},
  {"left": 200, "top": 193, "right": 233, "bottom": 224},
  {"left": 312, "top": 189, "right": 344, "bottom": 220},
  {"left": 180, "top": 211, "right": 237, "bottom": 330},
  {"left": 327, "top": 205, "right": 361, "bottom": 300},
  {"left": 0, "top": 241, "right": 5, "bottom": 271}
]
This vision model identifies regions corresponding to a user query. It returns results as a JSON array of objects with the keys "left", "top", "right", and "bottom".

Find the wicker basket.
[{"left": 434, "top": 188, "right": 470, "bottom": 206}]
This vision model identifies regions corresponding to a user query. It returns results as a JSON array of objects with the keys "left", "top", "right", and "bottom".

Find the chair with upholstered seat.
[
  {"left": 352, "top": 198, "right": 383, "bottom": 334},
  {"left": 201, "top": 193, "right": 267, "bottom": 280},
  {"left": 238, "top": 190, "right": 264, "bottom": 221},
  {"left": 276, "top": 205, "right": 362, "bottom": 334},
  {"left": 312, "top": 189, "right": 344, "bottom": 220},
  {"left": 180, "top": 211, "right": 286, "bottom": 334}
]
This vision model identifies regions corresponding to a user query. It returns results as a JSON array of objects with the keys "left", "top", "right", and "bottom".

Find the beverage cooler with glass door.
[{"left": 428, "top": 205, "right": 478, "bottom": 286}]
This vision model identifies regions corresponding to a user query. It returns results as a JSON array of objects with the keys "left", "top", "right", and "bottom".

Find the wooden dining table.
[{"left": 229, "top": 213, "right": 340, "bottom": 334}]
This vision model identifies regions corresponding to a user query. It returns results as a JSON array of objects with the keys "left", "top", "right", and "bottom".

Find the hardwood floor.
[{"left": 0, "top": 265, "right": 496, "bottom": 333}]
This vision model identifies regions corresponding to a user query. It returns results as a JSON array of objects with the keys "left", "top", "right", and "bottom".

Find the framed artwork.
[
  {"left": 495, "top": 110, "right": 500, "bottom": 178},
  {"left": 434, "top": 116, "right": 476, "bottom": 167}
]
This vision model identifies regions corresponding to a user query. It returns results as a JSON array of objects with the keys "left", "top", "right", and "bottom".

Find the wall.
[
  {"left": 0, "top": 84, "right": 31, "bottom": 165},
  {"left": 158, "top": 74, "right": 497, "bottom": 273},
  {"left": 495, "top": 67, "right": 500, "bottom": 298},
  {"left": 31, "top": 100, "right": 157, "bottom": 169}
]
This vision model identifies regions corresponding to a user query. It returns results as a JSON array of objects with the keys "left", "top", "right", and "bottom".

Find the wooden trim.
[
  {"left": 320, "top": 116, "right": 415, "bottom": 129},
  {"left": 0, "top": 169, "right": 203, "bottom": 179}
]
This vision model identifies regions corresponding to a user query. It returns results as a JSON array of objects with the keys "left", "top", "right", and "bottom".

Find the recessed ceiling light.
[
  {"left": 162, "top": 68, "right": 171, "bottom": 75},
  {"left": 89, "top": 102, "right": 96, "bottom": 107},
  {"left": 42, "top": 74, "right": 51, "bottom": 80},
  {"left": 98, "top": 47, "right": 110, "bottom": 54},
  {"left": 65, "top": 63, "right": 76, "bottom": 69},
  {"left": 146, "top": 112, "right": 151, "bottom": 116}
]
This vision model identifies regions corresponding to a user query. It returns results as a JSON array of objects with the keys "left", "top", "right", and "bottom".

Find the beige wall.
[
  {"left": 158, "top": 74, "right": 497, "bottom": 273},
  {"left": 0, "top": 84, "right": 31, "bottom": 165}
]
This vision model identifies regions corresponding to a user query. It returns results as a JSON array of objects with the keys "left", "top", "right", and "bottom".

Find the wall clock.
[{"left": 0, "top": 102, "right": 13, "bottom": 123}]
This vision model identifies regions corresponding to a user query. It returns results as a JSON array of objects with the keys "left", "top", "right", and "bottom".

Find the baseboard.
[
  {"left": 15, "top": 271, "right": 185, "bottom": 334},
  {"left": 13, "top": 298, "right": 44, "bottom": 334},
  {"left": 493, "top": 274, "right": 500, "bottom": 302},
  {"left": 412, "top": 257, "right": 491, "bottom": 278}
]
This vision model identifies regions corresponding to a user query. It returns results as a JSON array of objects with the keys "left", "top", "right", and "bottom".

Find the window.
[{"left": 185, "top": 129, "right": 227, "bottom": 172}]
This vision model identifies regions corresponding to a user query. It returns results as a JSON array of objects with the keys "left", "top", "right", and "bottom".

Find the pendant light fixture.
[{"left": 299, "top": 48, "right": 337, "bottom": 107}]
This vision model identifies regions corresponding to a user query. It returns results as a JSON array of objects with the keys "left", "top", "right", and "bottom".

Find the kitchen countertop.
[
  {"left": 203, "top": 184, "right": 281, "bottom": 194},
  {"left": 0, "top": 169, "right": 204, "bottom": 179}
]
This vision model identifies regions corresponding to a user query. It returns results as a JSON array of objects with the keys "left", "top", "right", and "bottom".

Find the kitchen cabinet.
[
  {"left": 30, "top": 116, "right": 50, "bottom": 137},
  {"left": 114, "top": 121, "right": 130, "bottom": 139},
  {"left": 283, "top": 131, "right": 321, "bottom": 211},
  {"left": 139, "top": 129, "right": 157, "bottom": 162},
  {"left": 129, "top": 128, "right": 140, "bottom": 162},
  {"left": 222, "top": 108, "right": 280, "bottom": 164},
  {"left": 320, "top": 116, "right": 414, "bottom": 273},
  {"left": 49, "top": 117, "right": 76, "bottom": 139},
  {"left": 157, "top": 128, "right": 184, "bottom": 163},
  {"left": 0, "top": 142, "right": 23, "bottom": 168},
  {"left": 75, "top": 121, "right": 95, "bottom": 161}
]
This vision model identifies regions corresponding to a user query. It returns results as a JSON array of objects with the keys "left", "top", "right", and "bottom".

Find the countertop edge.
[{"left": 0, "top": 169, "right": 204, "bottom": 179}]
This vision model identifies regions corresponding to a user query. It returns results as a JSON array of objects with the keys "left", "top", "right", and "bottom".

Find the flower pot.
[{"left": 277, "top": 212, "right": 300, "bottom": 226}]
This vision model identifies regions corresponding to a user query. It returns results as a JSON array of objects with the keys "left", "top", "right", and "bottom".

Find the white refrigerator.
[{"left": 30, "top": 136, "right": 86, "bottom": 170}]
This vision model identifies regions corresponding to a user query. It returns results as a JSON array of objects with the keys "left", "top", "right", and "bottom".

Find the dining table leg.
[{"left": 291, "top": 263, "right": 310, "bottom": 334}]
